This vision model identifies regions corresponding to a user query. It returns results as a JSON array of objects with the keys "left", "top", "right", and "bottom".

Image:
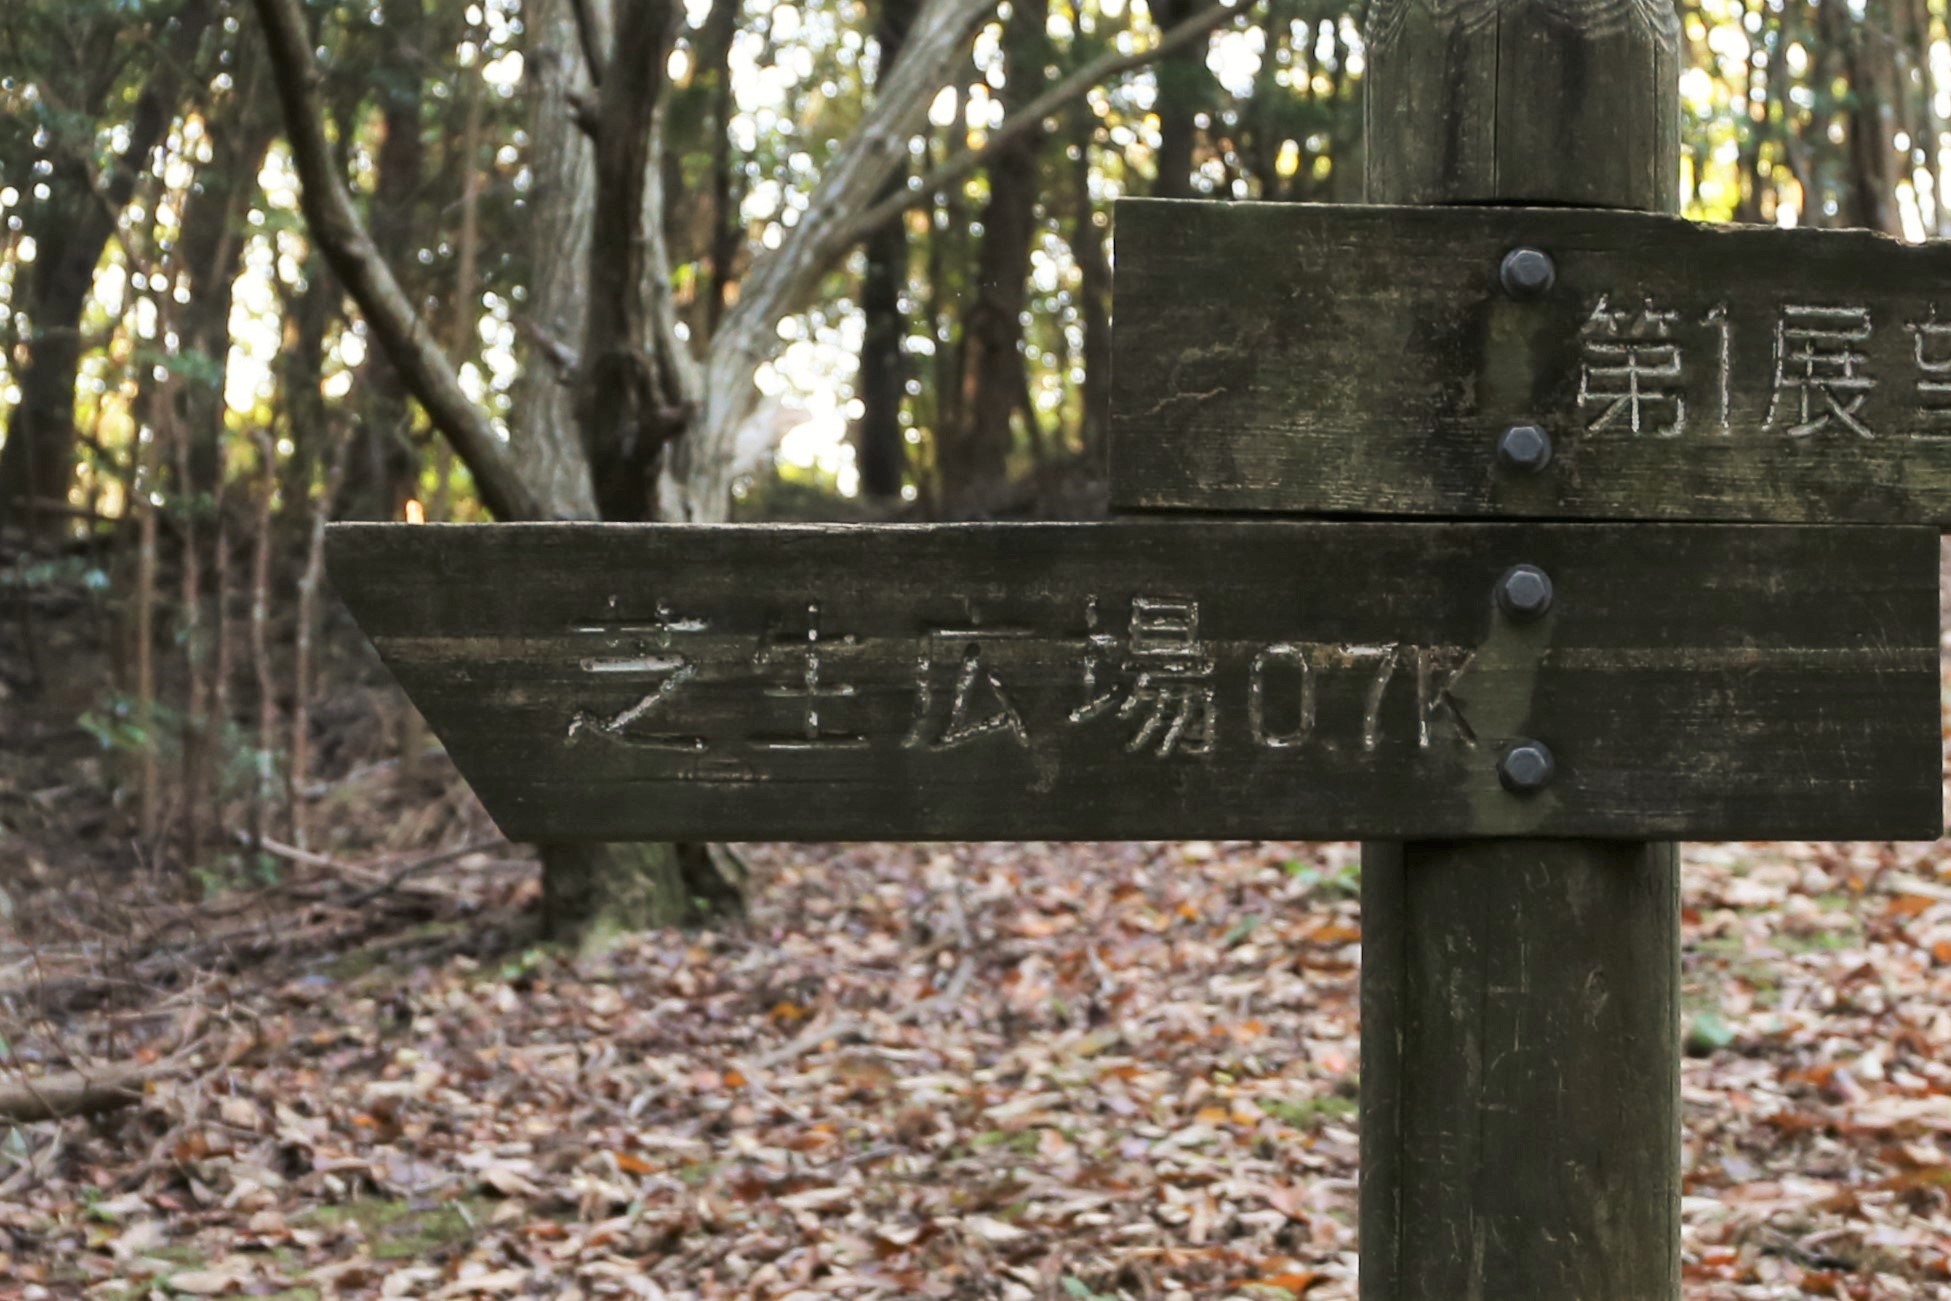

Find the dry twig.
[{"left": 0, "top": 1034, "right": 204, "bottom": 1125}]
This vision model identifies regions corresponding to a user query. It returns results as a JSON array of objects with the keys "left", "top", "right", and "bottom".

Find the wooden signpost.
[
  {"left": 1355, "top": 5, "right": 1691, "bottom": 1296},
  {"left": 327, "top": 2, "right": 1947, "bottom": 1296}
]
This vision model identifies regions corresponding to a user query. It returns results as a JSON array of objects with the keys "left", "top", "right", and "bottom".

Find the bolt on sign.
[{"left": 327, "top": 204, "right": 1946, "bottom": 851}]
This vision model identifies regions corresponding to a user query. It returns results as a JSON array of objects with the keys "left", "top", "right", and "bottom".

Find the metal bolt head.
[
  {"left": 1500, "top": 246, "right": 1556, "bottom": 298},
  {"left": 1496, "top": 423, "right": 1553, "bottom": 474},
  {"left": 1496, "top": 564, "right": 1554, "bottom": 620},
  {"left": 1498, "top": 739, "right": 1557, "bottom": 795}
]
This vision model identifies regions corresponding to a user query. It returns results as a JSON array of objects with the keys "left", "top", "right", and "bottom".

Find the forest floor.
[
  {"left": 4, "top": 572, "right": 1951, "bottom": 1298},
  {"left": 6, "top": 805, "right": 1951, "bottom": 1298}
]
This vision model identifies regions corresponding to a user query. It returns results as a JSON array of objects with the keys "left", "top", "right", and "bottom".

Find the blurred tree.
[
  {"left": 854, "top": 0, "right": 920, "bottom": 504},
  {"left": 335, "top": 0, "right": 429, "bottom": 522},
  {"left": 0, "top": 0, "right": 217, "bottom": 535},
  {"left": 7, "top": 0, "right": 1949, "bottom": 934},
  {"left": 942, "top": 0, "right": 1049, "bottom": 514}
]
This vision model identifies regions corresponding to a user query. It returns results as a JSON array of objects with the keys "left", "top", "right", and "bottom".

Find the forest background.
[
  {"left": 4, "top": 0, "right": 1940, "bottom": 935},
  {"left": 5, "top": 1, "right": 1951, "bottom": 1296}
]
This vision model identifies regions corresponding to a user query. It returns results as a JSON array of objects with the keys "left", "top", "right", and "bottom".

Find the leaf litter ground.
[{"left": 7, "top": 820, "right": 1951, "bottom": 1299}]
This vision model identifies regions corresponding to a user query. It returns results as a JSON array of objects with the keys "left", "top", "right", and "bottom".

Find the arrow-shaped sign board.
[{"left": 326, "top": 520, "right": 1939, "bottom": 844}]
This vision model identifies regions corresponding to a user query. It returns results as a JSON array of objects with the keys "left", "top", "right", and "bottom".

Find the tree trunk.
[
  {"left": 857, "top": 210, "right": 912, "bottom": 501},
  {"left": 513, "top": 0, "right": 603, "bottom": 521},
  {"left": 700, "top": 0, "right": 743, "bottom": 335},
  {"left": 0, "top": 180, "right": 101, "bottom": 533},
  {"left": 520, "top": 0, "right": 740, "bottom": 942},
  {"left": 922, "top": 84, "right": 970, "bottom": 513},
  {"left": 1151, "top": 0, "right": 1203, "bottom": 198},
  {"left": 940, "top": 0, "right": 1049, "bottom": 514},
  {"left": 279, "top": 255, "right": 344, "bottom": 506},
  {"left": 0, "top": 0, "right": 215, "bottom": 534},
  {"left": 854, "top": 0, "right": 921, "bottom": 503},
  {"left": 174, "top": 39, "right": 276, "bottom": 502},
  {"left": 1833, "top": 4, "right": 1902, "bottom": 236},
  {"left": 1070, "top": 137, "right": 1111, "bottom": 463},
  {"left": 169, "top": 68, "right": 277, "bottom": 862},
  {"left": 338, "top": 0, "right": 428, "bottom": 521},
  {"left": 542, "top": 841, "right": 748, "bottom": 946},
  {"left": 1905, "top": 0, "right": 1944, "bottom": 236},
  {"left": 581, "top": 0, "right": 685, "bottom": 522}
]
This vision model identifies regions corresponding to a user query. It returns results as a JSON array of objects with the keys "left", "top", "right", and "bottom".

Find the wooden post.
[{"left": 1359, "top": 3, "right": 1684, "bottom": 1298}]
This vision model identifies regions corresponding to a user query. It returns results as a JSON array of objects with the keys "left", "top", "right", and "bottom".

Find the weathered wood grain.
[
  {"left": 1111, "top": 200, "right": 1951, "bottom": 524},
  {"left": 1357, "top": 4, "right": 1687, "bottom": 1297},
  {"left": 327, "top": 521, "right": 1940, "bottom": 844},
  {"left": 1365, "top": 0, "right": 1680, "bottom": 210},
  {"left": 1361, "top": 838, "right": 1683, "bottom": 1299}
]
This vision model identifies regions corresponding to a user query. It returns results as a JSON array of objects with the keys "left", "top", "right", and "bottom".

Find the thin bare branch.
[
  {"left": 288, "top": 424, "right": 353, "bottom": 850},
  {"left": 680, "top": 0, "right": 1243, "bottom": 518},
  {"left": 834, "top": 0, "right": 1244, "bottom": 250},
  {"left": 685, "top": 0, "right": 1000, "bottom": 518},
  {"left": 250, "top": 0, "right": 542, "bottom": 521},
  {"left": 0, "top": 1040, "right": 204, "bottom": 1126},
  {"left": 0, "top": 1063, "right": 150, "bottom": 1125}
]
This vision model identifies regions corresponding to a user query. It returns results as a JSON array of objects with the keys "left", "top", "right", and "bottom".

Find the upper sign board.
[
  {"left": 1111, "top": 200, "right": 1951, "bottom": 524},
  {"left": 327, "top": 521, "right": 1939, "bottom": 844}
]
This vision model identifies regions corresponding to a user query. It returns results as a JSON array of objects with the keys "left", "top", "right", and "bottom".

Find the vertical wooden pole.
[{"left": 1359, "top": 4, "right": 1683, "bottom": 1298}]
